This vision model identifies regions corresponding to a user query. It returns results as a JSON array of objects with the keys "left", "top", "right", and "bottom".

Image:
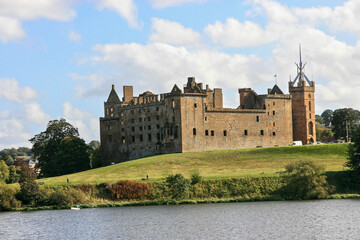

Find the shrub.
[
  {"left": 166, "top": 174, "right": 190, "bottom": 200},
  {"left": 282, "top": 160, "right": 332, "bottom": 199},
  {"left": 107, "top": 180, "right": 150, "bottom": 200},
  {"left": 190, "top": 170, "right": 202, "bottom": 185},
  {"left": 0, "top": 182, "right": 20, "bottom": 210}
]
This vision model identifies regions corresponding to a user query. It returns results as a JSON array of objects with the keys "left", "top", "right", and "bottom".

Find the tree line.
[{"left": 316, "top": 108, "right": 360, "bottom": 143}]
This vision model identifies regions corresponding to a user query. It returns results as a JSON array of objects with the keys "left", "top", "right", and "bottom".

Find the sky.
[{"left": 0, "top": 0, "right": 359, "bottom": 149}]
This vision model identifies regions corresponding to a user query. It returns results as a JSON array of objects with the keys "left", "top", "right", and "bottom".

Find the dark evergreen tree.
[{"left": 332, "top": 108, "right": 357, "bottom": 140}]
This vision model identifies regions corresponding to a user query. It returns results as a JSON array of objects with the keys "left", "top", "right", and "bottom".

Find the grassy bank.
[{"left": 39, "top": 143, "right": 349, "bottom": 185}]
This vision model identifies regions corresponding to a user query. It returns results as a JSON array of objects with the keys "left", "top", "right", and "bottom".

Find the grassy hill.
[{"left": 39, "top": 143, "right": 349, "bottom": 185}]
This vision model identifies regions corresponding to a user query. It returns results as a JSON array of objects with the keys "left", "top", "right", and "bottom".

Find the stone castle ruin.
[{"left": 100, "top": 48, "right": 315, "bottom": 165}]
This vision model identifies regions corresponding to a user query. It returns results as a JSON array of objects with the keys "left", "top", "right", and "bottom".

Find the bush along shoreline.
[{"left": 2, "top": 170, "right": 360, "bottom": 212}]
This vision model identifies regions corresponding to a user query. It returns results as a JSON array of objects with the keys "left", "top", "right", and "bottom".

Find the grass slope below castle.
[{"left": 40, "top": 143, "right": 348, "bottom": 186}]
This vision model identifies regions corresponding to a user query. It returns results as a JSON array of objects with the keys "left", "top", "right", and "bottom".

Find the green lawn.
[{"left": 39, "top": 143, "right": 349, "bottom": 185}]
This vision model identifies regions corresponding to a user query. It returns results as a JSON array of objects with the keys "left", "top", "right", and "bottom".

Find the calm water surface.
[{"left": 1, "top": 199, "right": 360, "bottom": 240}]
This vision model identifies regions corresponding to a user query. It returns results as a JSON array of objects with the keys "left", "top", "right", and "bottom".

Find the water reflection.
[{"left": 1, "top": 199, "right": 360, "bottom": 240}]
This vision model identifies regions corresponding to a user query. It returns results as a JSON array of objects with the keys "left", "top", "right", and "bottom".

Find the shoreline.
[{"left": 7, "top": 193, "right": 360, "bottom": 212}]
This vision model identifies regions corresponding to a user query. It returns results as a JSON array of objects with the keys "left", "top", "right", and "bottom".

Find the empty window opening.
[
  {"left": 223, "top": 130, "right": 227, "bottom": 136},
  {"left": 156, "top": 115, "right": 160, "bottom": 120},
  {"left": 148, "top": 134, "right": 152, "bottom": 141},
  {"left": 244, "top": 130, "right": 248, "bottom": 136},
  {"left": 211, "top": 130, "right": 214, "bottom": 136},
  {"left": 273, "top": 111, "right": 275, "bottom": 115},
  {"left": 193, "top": 128, "right": 197, "bottom": 136},
  {"left": 256, "top": 116, "right": 259, "bottom": 122},
  {"left": 132, "top": 136, "right": 135, "bottom": 143},
  {"left": 205, "top": 116, "right": 207, "bottom": 121},
  {"left": 148, "top": 125, "right": 151, "bottom": 130},
  {"left": 273, "top": 102, "right": 275, "bottom": 106},
  {"left": 273, "top": 122, "right": 275, "bottom": 127},
  {"left": 148, "top": 116, "right": 151, "bottom": 121},
  {"left": 108, "top": 125, "right": 111, "bottom": 131},
  {"left": 309, "top": 101, "right": 312, "bottom": 111},
  {"left": 194, "top": 103, "right": 197, "bottom": 108},
  {"left": 156, "top": 124, "right": 160, "bottom": 129},
  {"left": 273, "top": 132, "right": 276, "bottom": 136},
  {"left": 205, "top": 130, "right": 209, "bottom": 136},
  {"left": 157, "top": 133, "right": 160, "bottom": 140},
  {"left": 132, "top": 127, "right": 135, "bottom": 132},
  {"left": 140, "top": 135, "right": 143, "bottom": 142},
  {"left": 139, "top": 126, "right": 143, "bottom": 131},
  {"left": 174, "top": 128, "right": 178, "bottom": 139},
  {"left": 139, "top": 118, "right": 142, "bottom": 122},
  {"left": 260, "top": 130, "right": 264, "bottom": 136},
  {"left": 108, "top": 135, "right": 112, "bottom": 143}
]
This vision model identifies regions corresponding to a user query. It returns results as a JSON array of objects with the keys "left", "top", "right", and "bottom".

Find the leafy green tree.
[
  {"left": 283, "top": 160, "right": 332, "bottom": 199},
  {"left": 7, "top": 165, "right": 20, "bottom": 184},
  {"left": 346, "top": 126, "right": 360, "bottom": 172},
  {"left": 321, "top": 109, "right": 333, "bottom": 127},
  {"left": 315, "top": 115, "right": 324, "bottom": 125},
  {"left": 332, "top": 108, "right": 358, "bottom": 140},
  {"left": 16, "top": 160, "right": 40, "bottom": 205},
  {"left": 0, "top": 160, "right": 9, "bottom": 182},
  {"left": 88, "top": 140, "right": 100, "bottom": 148},
  {"left": 0, "top": 152, "right": 13, "bottom": 165},
  {"left": 53, "top": 137, "right": 91, "bottom": 175},
  {"left": 30, "top": 119, "right": 90, "bottom": 177},
  {"left": 0, "top": 182, "right": 21, "bottom": 210},
  {"left": 90, "top": 146, "right": 102, "bottom": 169},
  {"left": 316, "top": 123, "right": 334, "bottom": 143},
  {"left": 166, "top": 174, "right": 190, "bottom": 200}
]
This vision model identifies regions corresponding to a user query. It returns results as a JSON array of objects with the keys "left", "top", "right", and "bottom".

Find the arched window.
[
  {"left": 308, "top": 121, "right": 314, "bottom": 135},
  {"left": 309, "top": 101, "right": 312, "bottom": 111}
]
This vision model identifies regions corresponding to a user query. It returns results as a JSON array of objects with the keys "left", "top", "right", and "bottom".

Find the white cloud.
[
  {"left": 24, "top": 102, "right": 50, "bottom": 125},
  {"left": 69, "top": 30, "right": 81, "bottom": 43},
  {"left": 0, "top": 0, "right": 76, "bottom": 42},
  {"left": 63, "top": 102, "right": 92, "bottom": 120},
  {"left": 0, "top": 119, "right": 31, "bottom": 149},
  {"left": 205, "top": 18, "right": 275, "bottom": 47},
  {"left": 0, "top": 78, "right": 37, "bottom": 103},
  {"left": 150, "top": 18, "right": 201, "bottom": 47},
  {"left": 149, "top": 0, "right": 210, "bottom": 8},
  {"left": 96, "top": 0, "right": 139, "bottom": 28}
]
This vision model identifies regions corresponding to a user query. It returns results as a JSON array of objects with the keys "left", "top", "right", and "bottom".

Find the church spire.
[{"left": 289, "top": 44, "right": 313, "bottom": 87}]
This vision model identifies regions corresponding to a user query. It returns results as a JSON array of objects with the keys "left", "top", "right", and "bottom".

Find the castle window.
[
  {"left": 121, "top": 128, "right": 124, "bottom": 132},
  {"left": 309, "top": 121, "right": 314, "bottom": 135},
  {"left": 256, "top": 116, "right": 259, "bottom": 122},
  {"left": 132, "top": 136, "right": 135, "bottom": 143},
  {"left": 156, "top": 124, "right": 160, "bottom": 129},
  {"left": 139, "top": 118, "right": 142, "bottom": 122},
  {"left": 273, "top": 102, "right": 275, "bottom": 106},
  {"left": 110, "top": 107, "right": 114, "bottom": 112},
  {"left": 211, "top": 130, "right": 214, "bottom": 136},
  {"left": 139, "top": 126, "right": 142, "bottom": 131},
  {"left": 156, "top": 107, "right": 159, "bottom": 111},
  {"left": 148, "top": 116, "right": 151, "bottom": 121},
  {"left": 273, "top": 132, "right": 276, "bottom": 136},
  {"left": 156, "top": 115, "right": 160, "bottom": 120},
  {"left": 140, "top": 135, "right": 143, "bottom": 142},
  {"left": 170, "top": 128, "right": 173, "bottom": 136},
  {"left": 268, "top": 112, "right": 269, "bottom": 116},
  {"left": 194, "top": 103, "right": 197, "bottom": 108},
  {"left": 260, "top": 130, "right": 264, "bottom": 136},
  {"left": 309, "top": 101, "right": 312, "bottom": 111},
  {"left": 110, "top": 113, "right": 114, "bottom": 117},
  {"left": 131, "top": 110, "right": 134, "bottom": 114},
  {"left": 122, "top": 137, "right": 125, "bottom": 144},
  {"left": 108, "top": 135, "right": 112, "bottom": 143},
  {"left": 273, "top": 122, "right": 275, "bottom": 127},
  {"left": 148, "top": 125, "right": 151, "bottom": 130},
  {"left": 205, "top": 130, "right": 209, "bottom": 136},
  {"left": 132, "top": 127, "right": 135, "bottom": 132},
  {"left": 244, "top": 130, "right": 248, "bottom": 136},
  {"left": 273, "top": 111, "right": 275, "bottom": 115},
  {"left": 308, "top": 94, "right": 311, "bottom": 99},
  {"left": 309, "top": 113, "right": 311, "bottom": 119},
  {"left": 108, "top": 125, "right": 111, "bottom": 131},
  {"left": 148, "top": 134, "right": 152, "bottom": 141},
  {"left": 193, "top": 128, "right": 197, "bottom": 136},
  {"left": 157, "top": 133, "right": 160, "bottom": 140},
  {"left": 205, "top": 116, "right": 207, "bottom": 121},
  {"left": 223, "top": 130, "right": 227, "bottom": 136},
  {"left": 106, "top": 108, "right": 109, "bottom": 116},
  {"left": 172, "top": 100, "right": 175, "bottom": 108},
  {"left": 139, "top": 109, "right": 141, "bottom": 113},
  {"left": 131, "top": 119, "right": 134, "bottom": 123}
]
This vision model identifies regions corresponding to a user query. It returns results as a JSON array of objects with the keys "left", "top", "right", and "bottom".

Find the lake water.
[{"left": 1, "top": 199, "right": 360, "bottom": 240}]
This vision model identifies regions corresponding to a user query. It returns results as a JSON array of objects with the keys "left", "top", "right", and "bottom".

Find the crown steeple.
[{"left": 289, "top": 44, "right": 313, "bottom": 87}]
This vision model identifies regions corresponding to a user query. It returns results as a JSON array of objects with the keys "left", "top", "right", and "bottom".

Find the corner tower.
[{"left": 289, "top": 45, "right": 316, "bottom": 144}]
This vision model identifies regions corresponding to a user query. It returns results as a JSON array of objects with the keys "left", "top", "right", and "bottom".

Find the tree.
[
  {"left": 166, "top": 174, "right": 190, "bottom": 200},
  {"left": 30, "top": 119, "right": 90, "bottom": 177},
  {"left": 16, "top": 160, "right": 40, "bottom": 205},
  {"left": 53, "top": 137, "right": 90, "bottom": 175},
  {"left": 321, "top": 109, "right": 333, "bottom": 127},
  {"left": 7, "top": 165, "right": 20, "bottom": 184},
  {"left": 315, "top": 115, "right": 324, "bottom": 125},
  {"left": 88, "top": 140, "right": 100, "bottom": 148},
  {"left": 316, "top": 123, "right": 334, "bottom": 143},
  {"left": 0, "top": 152, "right": 13, "bottom": 165},
  {"left": 332, "top": 108, "right": 358, "bottom": 141},
  {"left": 90, "top": 146, "right": 102, "bottom": 169},
  {"left": 283, "top": 160, "right": 332, "bottom": 199},
  {"left": 346, "top": 126, "right": 360, "bottom": 172},
  {"left": 0, "top": 160, "right": 9, "bottom": 182}
]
